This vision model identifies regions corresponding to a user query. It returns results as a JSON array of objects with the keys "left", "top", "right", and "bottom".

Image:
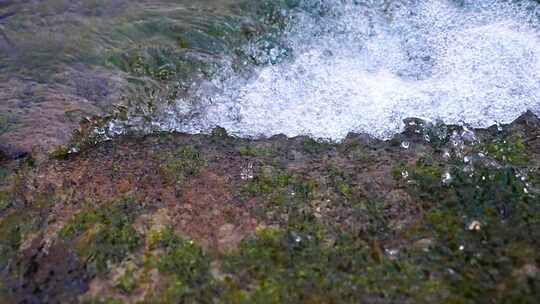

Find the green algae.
[
  {"left": 0, "top": 116, "right": 7, "bottom": 135},
  {"left": 222, "top": 127, "right": 539, "bottom": 303},
  {"left": 108, "top": 46, "right": 215, "bottom": 83},
  {"left": 391, "top": 136, "right": 540, "bottom": 302},
  {"left": 5, "top": 119, "right": 540, "bottom": 303},
  {"left": 115, "top": 265, "right": 138, "bottom": 295},
  {"left": 159, "top": 146, "right": 206, "bottom": 184},
  {"left": 302, "top": 138, "right": 334, "bottom": 155},
  {"left": 243, "top": 166, "right": 291, "bottom": 197},
  {"left": 0, "top": 210, "right": 40, "bottom": 269},
  {"left": 484, "top": 134, "right": 529, "bottom": 166},
  {"left": 49, "top": 146, "right": 72, "bottom": 160},
  {"left": 242, "top": 165, "right": 319, "bottom": 211},
  {"left": 239, "top": 145, "right": 275, "bottom": 157},
  {"left": 0, "top": 191, "right": 9, "bottom": 212},
  {"left": 326, "top": 164, "right": 354, "bottom": 200},
  {"left": 145, "top": 228, "right": 217, "bottom": 303},
  {"left": 220, "top": 221, "right": 438, "bottom": 303},
  {"left": 60, "top": 198, "right": 142, "bottom": 276}
]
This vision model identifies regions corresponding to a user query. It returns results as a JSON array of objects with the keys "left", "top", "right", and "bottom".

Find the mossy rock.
[{"left": 60, "top": 198, "right": 142, "bottom": 276}]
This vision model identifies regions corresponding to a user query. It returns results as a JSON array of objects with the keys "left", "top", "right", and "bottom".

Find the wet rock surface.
[
  {"left": 0, "top": 0, "right": 291, "bottom": 156},
  {"left": 0, "top": 113, "right": 539, "bottom": 303}
]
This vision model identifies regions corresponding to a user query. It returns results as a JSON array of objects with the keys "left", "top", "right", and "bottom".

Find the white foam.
[{"left": 164, "top": 0, "right": 540, "bottom": 140}]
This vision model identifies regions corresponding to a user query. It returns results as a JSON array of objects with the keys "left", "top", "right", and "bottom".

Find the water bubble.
[
  {"left": 442, "top": 149, "right": 451, "bottom": 160},
  {"left": 385, "top": 248, "right": 399, "bottom": 257},
  {"left": 496, "top": 121, "right": 503, "bottom": 132},
  {"left": 468, "top": 220, "right": 482, "bottom": 231},
  {"left": 461, "top": 126, "right": 477, "bottom": 143},
  {"left": 401, "top": 170, "right": 409, "bottom": 179},
  {"left": 292, "top": 233, "right": 302, "bottom": 243},
  {"left": 240, "top": 162, "right": 254, "bottom": 180},
  {"left": 442, "top": 171, "right": 453, "bottom": 185}
]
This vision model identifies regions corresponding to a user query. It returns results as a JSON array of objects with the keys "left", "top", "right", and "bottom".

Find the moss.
[
  {"left": 391, "top": 162, "right": 408, "bottom": 181},
  {"left": 145, "top": 228, "right": 216, "bottom": 303},
  {"left": 239, "top": 145, "right": 275, "bottom": 157},
  {"left": 108, "top": 46, "right": 213, "bottom": 83},
  {"left": 302, "top": 138, "right": 333, "bottom": 154},
  {"left": 243, "top": 166, "right": 291, "bottom": 198},
  {"left": 49, "top": 146, "right": 71, "bottom": 160},
  {"left": 0, "top": 210, "right": 41, "bottom": 269},
  {"left": 211, "top": 126, "right": 228, "bottom": 138},
  {"left": 115, "top": 266, "right": 138, "bottom": 294},
  {"left": 353, "top": 200, "right": 392, "bottom": 240},
  {"left": 0, "top": 115, "right": 8, "bottom": 135},
  {"left": 405, "top": 157, "right": 446, "bottom": 203},
  {"left": 60, "top": 198, "right": 142, "bottom": 276},
  {"left": 0, "top": 191, "right": 10, "bottom": 211},
  {"left": 220, "top": 219, "right": 438, "bottom": 303},
  {"left": 484, "top": 135, "right": 529, "bottom": 166},
  {"left": 394, "top": 137, "right": 540, "bottom": 302},
  {"left": 293, "top": 179, "right": 318, "bottom": 202},
  {"left": 220, "top": 174, "right": 540, "bottom": 302},
  {"left": 326, "top": 165, "right": 354, "bottom": 200},
  {"left": 159, "top": 146, "right": 206, "bottom": 185}
]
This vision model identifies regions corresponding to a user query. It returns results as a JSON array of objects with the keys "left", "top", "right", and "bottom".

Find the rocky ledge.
[{"left": 0, "top": 112, "right": 539, "bottom": 303}]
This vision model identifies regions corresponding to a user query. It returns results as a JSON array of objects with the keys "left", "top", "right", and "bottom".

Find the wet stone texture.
[
  {"left": 0, "top": 0, "right": 294, "bottom": 157},
  {"left": 0, "top": 112, "right": 539, "bottom": 303}
]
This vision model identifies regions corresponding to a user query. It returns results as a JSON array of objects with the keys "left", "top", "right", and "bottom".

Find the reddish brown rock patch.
[{"left": 173, "top": 170, "right": 258, "bottom": 252}]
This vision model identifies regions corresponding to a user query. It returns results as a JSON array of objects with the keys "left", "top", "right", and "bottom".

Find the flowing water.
[
  {"left": 152, "top": 0, "right": 540, "bottom": 140},
  {"left": 1, "top": 0, "right": 540, "bottom": 149}
]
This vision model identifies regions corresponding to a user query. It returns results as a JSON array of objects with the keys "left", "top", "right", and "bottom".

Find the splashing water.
[{"left": 156, "top": 0, "right": 540, "bottom": 140}]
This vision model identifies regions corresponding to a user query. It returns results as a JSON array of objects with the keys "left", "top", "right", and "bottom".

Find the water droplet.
[
  {"left": 468, "top": 220, "right": 482, "bottom": 231},
  {"left": 442, "top": 172, "right": 453, "bottom": 185},
  {"left": 240, "top": 162, "right": 254, "bottom": 180},
  {"left": 401, "top": 141, "right": 410, "bottom": 149},
  {"left": 291, "top": 232, "right": 302, "bottom": 243},
  {"left": 401, "top": 170, "right": 409, "bottom": 179},
  {"left": 385, "top": 248, "right": 399, "bottom": 257},
  {"left": 442, "top": 149, "right": 451, "bottom": 160},
  {"left": 496, "top": 121, "right": 503, "bottom": 132},
  {"left": 461, "top": 126, "right": 477, "bottom": 142}
]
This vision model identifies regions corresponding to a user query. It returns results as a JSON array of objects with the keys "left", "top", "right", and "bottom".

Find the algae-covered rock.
[{"left": 0, "top": 113, "right": 538, "bottom": 303}]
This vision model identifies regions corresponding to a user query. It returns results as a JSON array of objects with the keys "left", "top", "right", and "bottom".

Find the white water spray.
[{"left": 163, "top": 0, "right": 540, "bottom": 140}]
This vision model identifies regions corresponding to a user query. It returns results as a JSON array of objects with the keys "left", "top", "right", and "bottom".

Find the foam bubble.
[{"left": 166, "top": 0, "right": 540, "bottom": 140}]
